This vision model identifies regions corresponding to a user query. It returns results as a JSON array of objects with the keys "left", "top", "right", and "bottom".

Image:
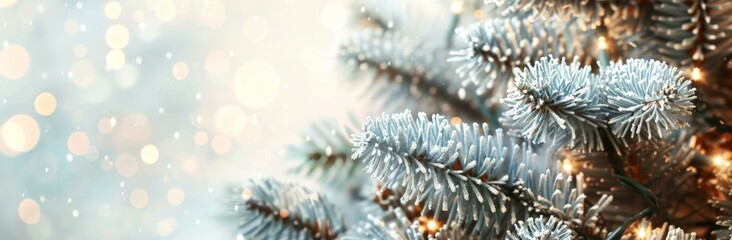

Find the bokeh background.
[{"left": 0, "top": 0, "right": 371, "bottom": 238}]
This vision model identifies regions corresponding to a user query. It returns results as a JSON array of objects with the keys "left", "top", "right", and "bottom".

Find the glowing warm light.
[
  {"left": 450, "top": 0, "right": 464, "bottom": 13},
  {"left": 691, "top": 67, "right": 702, "bottom": 81},
  {"left": 243, "top": 16, "right": 269, "bottom": 42},
  {"left": 204, "top": 51, "right": 230, "bottom": 76},
  {"left": 105, "top": 24, "right": 130, "bottom": 49},
  {"left": 64, "top": 19, "right": 80, "bottom": 35},
  {"left": 450, "top": 117, "right": 462, "bottom": 125},
  {"left": 636, "top": 227, "right": 648, "bottom": 239},
  {"left": 171, "top": 62, "right": 189, "bottom": 80},
  {"left": 241, "top": 188, "right": 252, "bottom": 199},
  {"left": 67, "top": 131, "right": 90, "bottom": 156},
  {"left": 473, "top": 9, "right": 484, "bottom": 19},
  {"left": 279, "top": 209, "right": 289, "bottom": 218},
  {"left": 2, "top": 114, "right": 40, "bottom": 153},
  {"left": 200, "top": 1, "right": 226, "bottom": 28},
  {"left": 2, "top": 121, "right": 26, "bottom": 153},
  {"left": 598, "top": 37, "right": 608, "bottom": 50},
  {"left": 0, "top": 0, "right": 17, "bottom": 8},
  {"left": 0, "top": 44, "right": 31, "bottom": 80},
  {"left": 157, "top": 219, "right": 174, "bottom": 236},
  {"left": 130, "top": 188, "right": 149, "bottom": 208},
  {"left": 233, "top": 60, "right": 281, "bottom": 109},
  {"left": 115, "top": 153, "right": 139, "bottom": 177},
  {"left": 214, "top": 105, "right": 246, "bottom": 136},
  {"left": 140, "top": 144, "right": 159, "bottom": 164},
  {"left": 119, "top": 114, "right": 151, "bottom": 142},
  {"left": 73, "top": 44, "right": 87, "bottom": 58},
  {"left": 714, "top": 156, "right": 724, "bottom": 165},
  {"left": 194, "top": 131, "right": 208, "bottom": 145},
  {"left": 34, "top": 92, "right": 57, "bottom": 116},
  {"left": 105, "top": 50, "right": 126, "bottom": 70},
  {"left": 321, "top": 2, "right": 347, "bottom": 31},
  {"left": 426, "top": 220, "right": 439, "bottom": 232},
  {"left": 714, "top": 155, "right": 729, "bottom": 168},
  {"left": 182, "top": 157, "right": 197, "bottom": 172},
  {"left": 154, "top": 0, "right": 176, "bottom": 22},
  {"left": 98, "top": 117, "right": 116, "bottom": 134},
  {"left": 167, "top": 188, "right": 185, "bottom": 206},
  {"left": 68, "top": 60, "right": 96, "bottom": 87},
  {"left": 211, "top": 134, "right": 231, "bottom": 154},
  {"left": 104, "top": 1, "right": 122, "bottom": 20},
  {"left": 562, "top": 159, "right": 573, "bottom": 173},
  {"left": 18, "top": 198, "right": 41, "bottom": 224}
]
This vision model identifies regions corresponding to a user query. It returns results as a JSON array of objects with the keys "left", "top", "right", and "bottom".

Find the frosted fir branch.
[
  {"left": 368, "top": 186, "right": 423, "bottom": 222},
  {"left": 287, "top": 117, "right": 366, "bottom": 187},
  {"left": 342, "top": 213, "right": 423, "bottom": 240},
  {"left": 226, "top": 178, "right": 345, "bottom": 240},
  {"left": 502, "top": 56, "right": 606, "bottom": 151},
  {"left": 448, "top": 18, "right": 596, "bottom": 98},
  {"left": 343, "top": 208, "right": 479, "bottom": 240},
  {"left": 351, "top": 111, "right": 531, "bottom": 236},
  {"left": 643, "top": 0, "right": 732, "bottom": 73},
  {"left": 643, "top": 0, "right": 732, "bottom": 126},
  {"left": 571, "top": 131, "right": 716, "bottom": 233},
  {"left": 602, "top": 59, "right": 696, "bottom": 142},
  {"left": 351, "top": 110, "right": 610, "bottom": 238},
  {"left": 604, "top": 1, "right": 655, "bottom": 51},
  {"left": 350, "top": 0, "right": 476, "bottom": 44},
  {"left": 662, "top": 226, "right": 697, "bottom": 240},
  {"left": 339, "top": 30, "right": 486, "bottom": 122},
  {"left": 628, "top": 219, "right": 697, "bottom": 240},
  {"left": 507, "top": 215, "right": 572, "bottom": 240},
  {"left": 483, "top": 0, "right": 614, "bottom": 29},
  {"left": 350, "top": 0, "right": 407, "bottom": 31},
  {"left": 712, "top": 166, "right": 732, "bottom": 239}
]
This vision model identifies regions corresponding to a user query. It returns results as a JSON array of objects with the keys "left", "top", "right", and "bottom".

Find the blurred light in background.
[{"left": 0, "top": 0, "right": 367, "bottom": 238}]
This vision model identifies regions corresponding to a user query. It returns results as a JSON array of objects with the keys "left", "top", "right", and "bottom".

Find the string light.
[
  {"left": 473, "top": 9, "right": 483, "bottom": 19},
  {"left": 417, "top": 216, "right": 441, "bottom": 233},
  {"left": 598, "top": 37, "right": 608, "bottom": 50},
  {"left": 450, "top": 0, "right": 464, "bottom": 14},
  {"left": 636, "top": 227, "right": 647, "bottom": 239},
  {"left": 279, "top": 209, "right": 289, "bottom": 218},
  {"left": 691, "top": 67, "right": 702, "bottom": 81},
  {"left": 634, "top": 221, "right": 652, "bottom": 239},
  {"left": 241, "top": 188, "right": 252, "bottom": 199},
  {"left": 426, "top": 220, "right": 439, "bottom": 231},
  {"left": 450, "top": 117, "right": 462, "bottom": 125},
  {"left": 562, "top": 159, "right": 573, "bottom": 174},
  {"left": 713, "top": 155, "right": 729, "bottom": 168}
]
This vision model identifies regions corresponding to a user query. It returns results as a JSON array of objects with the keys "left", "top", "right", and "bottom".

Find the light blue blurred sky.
[{"left": 0, "top": 0, "right": 374, "bottom": 238}]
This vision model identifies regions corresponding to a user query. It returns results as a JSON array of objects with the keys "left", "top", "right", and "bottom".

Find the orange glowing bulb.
[
  {"left": 562, "top": 161, "right": 573, "bottom": 173},
  {"left": 598, "top": 37, "right": 608, "bottom": 50},
  {"left": 426, "top": 220, "right": 439, "bottom": 232},
  {"left": 691, "top": 67, "right": 702, "bottom": 81}
]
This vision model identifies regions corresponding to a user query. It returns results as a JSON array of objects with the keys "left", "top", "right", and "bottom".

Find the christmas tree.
[{"left": 226, "top": 0, "right": 732, "bottom": 239}]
